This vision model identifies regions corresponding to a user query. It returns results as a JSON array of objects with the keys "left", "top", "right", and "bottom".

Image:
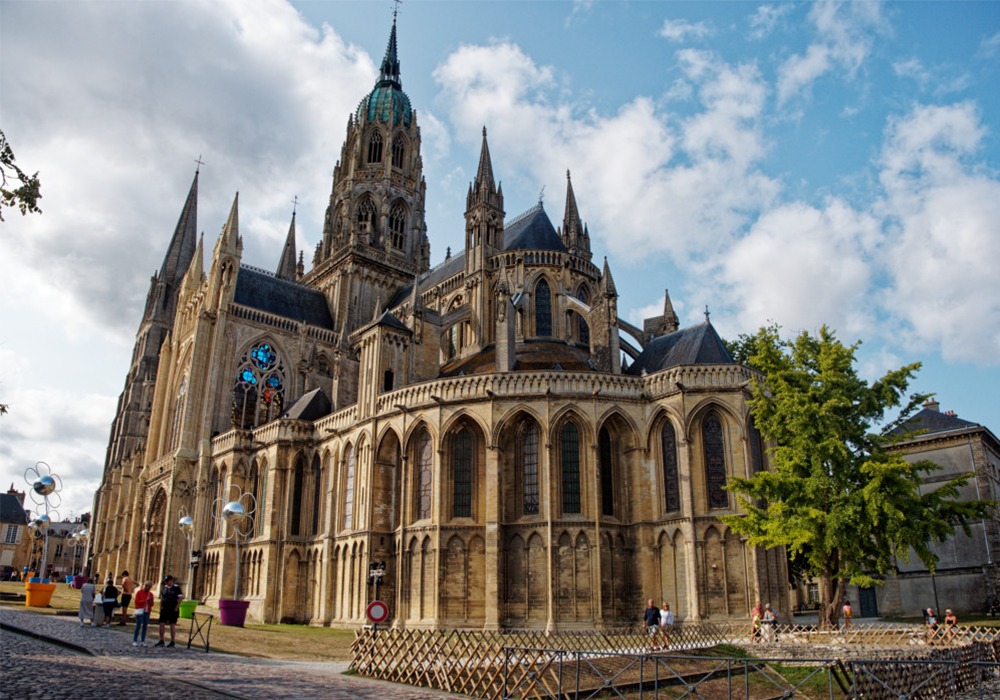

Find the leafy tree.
[
  {"left": 1, "top": 129, "right": 42, "bottom": 222},
  {"left": 723, "top": 321, "right": 779, "bottom": 370},
  {"left": 722, "top": 325, "right": 991, "bottom": 629}
]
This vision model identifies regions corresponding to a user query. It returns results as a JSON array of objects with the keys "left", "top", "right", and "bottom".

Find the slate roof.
[
  {"left": 890, "top": 408, "right": 980, "bottom": 437},
  {"left": 0, "top": 494, "right": 28, "bottom": 525},
  {"left": 233, "top": 266, "right": 334, "bottom": 329},
  {"left": 283, "top": 387, "right": 332, "bottom": 422},
  {"left": 389, "top": 252, "right": 466, "bottom": 308},
  {"left": 625, "top": 321, "right": 735, "bottom": 376},
  {"left": 502, "top": 204, "right": 567, "bottom": 253},
  {"left": 439, "top": 340, "right": 592, "bottom": 377}
]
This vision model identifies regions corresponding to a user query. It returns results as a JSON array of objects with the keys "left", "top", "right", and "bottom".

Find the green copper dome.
[{"left": 357, "top": 18, "right": 412, "bottom": 128}]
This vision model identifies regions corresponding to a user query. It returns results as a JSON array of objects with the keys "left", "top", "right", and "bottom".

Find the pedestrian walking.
[
  {"left": 643, "top": 599, "right": 661, "bottom": 651},
  {"left": 92, "top": 573, "right": 105, "bottom": 627},
  {"left": 762, "top": 603, "right": 776, "bottom": 642},
  {"left": 132, "top": 581, "right": 154, "bottom": 646},
  {"left": 658, "top": 601, "right": 674, "bottom": 649},
  {"left": 842, "top": 600, "right": 853, "bottom": 630},
  {"left": 155, "top": 575, "right": 183, "bottom": 647},
  {"left": 750, "top": 602, "right": 763, "bottom": 643},
  {"left": 101, "top": 577, "right": 119, "bottom": 627},
  {"left": 119, "top": 571, "right": 136, "bottom": 626},
  {"left": 78, "top": 578, "right": 95, "bottom": 627}
]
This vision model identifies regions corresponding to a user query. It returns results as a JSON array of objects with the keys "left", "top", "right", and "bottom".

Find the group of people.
[
  {"left": 750, "top": 602, "right": 778, "bottom": 642},
  {"left": 924, "top": 607, "right": 959, "bottom": 642},
  {"left": 643, "top": 599, "right": 675, "bottom": 650},
  {"left": 77, "top": 571, "right": 184, "bottom": 647}
]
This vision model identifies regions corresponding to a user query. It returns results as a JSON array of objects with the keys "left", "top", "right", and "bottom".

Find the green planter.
[{"left": 178, "top": 600, "right": 198, "bottom": 619}]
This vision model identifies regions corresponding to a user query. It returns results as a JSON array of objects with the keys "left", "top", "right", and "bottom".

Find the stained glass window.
[
  {"left": 704, "top": 412, "right": 729, "bottom": 509},
  {"left": 661, "top": 421, "right": 680, "bottom": 512},
  {"left": 452, "top": 429, "right": 472, "bottom": 518},
  {"left": 232, "top": 343, "right": 285, "bottom": 430},
  {"left": 251, "top": 344, "right": 276, "bottom": 371},
  {"left": 344, "top": 445, "right": 355, "bottom": 530},
  {"left": 535, "top": 279, "right": 552, "bottom": 336},
  {"left": 416, "top": 430, "right": 433, "bottom": 520},
  {"left": 561, "top": 422, "right": 581, "bottom": 514},
  {"left": 521, "top": 423, "right": 539, "bottom": 516},
  {"left": 391, "top": 134, "right": 405, "bottom": 168},
  {"left": 599, "top": 427, "right": 615, "bottom": 517}
]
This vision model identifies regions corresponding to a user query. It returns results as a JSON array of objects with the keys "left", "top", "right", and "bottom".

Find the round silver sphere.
[
  {"left": 178, "top": 516, "right": 194, "bottom": 534},
  {"left": 33, "top": 475, "right": 56, "bottom": 496},
  {"left": 30, "top": 523, "right": 45, "bottom": 540},
  {"left": 35, "top": 514, "right": 51, "bottom": 528},
  {"left": 222, "top": 501, "right": 245, "bottom": 524},
  {"left": 75, "top": 528, "right": 90, "bottom": 543},
  {"left": 27, "top": 520, "right": 39, "bottom": 535}
]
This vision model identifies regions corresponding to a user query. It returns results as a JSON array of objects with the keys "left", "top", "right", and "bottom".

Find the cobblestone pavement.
[{"left": 1, "top": 608, "right": 466, "bottom": 700}]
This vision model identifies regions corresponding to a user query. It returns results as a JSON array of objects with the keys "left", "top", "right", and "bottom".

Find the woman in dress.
[
  {"left": 77, "top": 577, "right": 95, "bottom": 627},
  {"left": 101, "top": 576, "right": 119, "bottom": 627},
  {"left": 132, "top": 581, "right": 154, "bottom": 646}
]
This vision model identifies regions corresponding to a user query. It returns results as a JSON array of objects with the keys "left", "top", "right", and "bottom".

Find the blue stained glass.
[
  {"left": 251, "top": 344, "right": 276, "bottom": 371},
  {"left": 239, "top": 368, "right": 258, "bottom": 385},
  {"left": 266, "top": 375, "right": 282, "bottom": 390}
]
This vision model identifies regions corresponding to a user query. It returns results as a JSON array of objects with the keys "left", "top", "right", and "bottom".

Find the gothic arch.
[
  {"left": 683, "top": 398, "right": 741, "bottom": 437},
  {"left": 595, "top": 406, "right": 641, "bottom": 445},
  {"left": 441, "top": 416, "right": 486, "bottom": 521},
  {"left": 402, "top": 417, "right": 438, "bottom": 447},
  {"left": 644, "top": 406, "right": 688, "bottom": 450},
  {"left": 439, "top": 409, "right": 490, "bottom": 442},
  {"left": 492, "top": 404, "right": 545, "bottom": 444},
  {"left": 547, "top": 404, "right": 592, "bottom": 446}
]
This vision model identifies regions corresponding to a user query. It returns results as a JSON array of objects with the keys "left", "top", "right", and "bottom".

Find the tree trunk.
[{"left": 819, "top": 575, "right": 846, "bottom": 630}]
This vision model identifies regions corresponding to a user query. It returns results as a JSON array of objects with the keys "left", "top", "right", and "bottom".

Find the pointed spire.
[
  {"left": 475, "top": 126, "right": 495, "bottom": 191},
  {"left": 563, "top": 170, "right": 581, "bottom": 232},
  {"left": 221, "top": 192, "right": 240, "bottom": 249},
  {"left": 183, "top": 234, "right": 204, "bottom": 292},
  {"left": 160, "top": 170, "right": 199, "bottom": 286},
  {"left": 601, "top": 257, "right": 617, "bottom": 297},
  {"left": 378, "top": 10, "right": 401, "bottom": 86},
  {"left": 276, "top": 211, "right": 297, "bottom": 281},
  {"left": 372, "top": 293, "right": 383, "bottom": 322}
]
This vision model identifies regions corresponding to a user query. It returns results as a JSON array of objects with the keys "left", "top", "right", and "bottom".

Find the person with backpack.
[{"left": 155, "top": 575, "right": 183, "bottom": 647}]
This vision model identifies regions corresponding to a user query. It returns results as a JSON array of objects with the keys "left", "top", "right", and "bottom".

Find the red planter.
[{"left": 218, "top": 599, "right": 250, "bottom": 627}]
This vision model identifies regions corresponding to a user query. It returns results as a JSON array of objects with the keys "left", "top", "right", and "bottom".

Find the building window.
[
  {"left": 577, "top": 287, "right": 590, "bottom": 345},
  {"left": 416, "top": 430, "right": 433, "bottom": 520},
  {"left": 704, "top": 412, "right": 729, "bottom": 509},
  {"left": 748, "top": 414, "right": 764, "bottom": 473},
  {"left": 311, "top": 455, "right": 322, "bottom": 536},
  {"left": 389, "top": 202, "right": 406, "bottom": 249},
  {"left": 232, "top": 343, "right": 285, "bottom": 430},
  {"left": 357, "top": 198, "right": 377, "bottom": 238},
  {"left": 452, "top": 428, "right": 473, "bottom": 518},
  {"left": 808, "top": 582, "right": 820, "bottom": 604},
  {"left": 391, "top": 134, "right": 405, "bottom": 168},
  {"left": 520, "top": 422, "right": 539, "bottom": 516},
  {"left": 4, "top": 525, "right": 19, "bottom": 545},
  {"left": 561, "top": 422, "right": 581, "bottom": 514},
  {"left": 290, "top": 457, "right": 304, "bottom": 536},
  {"left": 383, "top": 369, "right": 395, "bottom": 392},
  {"left": 54, "top": 544, "right": 63, "bottom": 557},
  {"left": 367, "top": 131, "right": 383, "bottom": 163},
  {"left": 661, "top": 421, "right": 680, "bottom": 512},
  {"left": 167, "top": 375, "right": 187, "bottom": 451},
  {"left": 344, "top": 445, "right": 355, "bottom": 530},
  {"left": 599, "top": 426, "right": 615, "bottom": 517},
  {"left": 535, "top": 279, "right": 552, "bottom": 336}
]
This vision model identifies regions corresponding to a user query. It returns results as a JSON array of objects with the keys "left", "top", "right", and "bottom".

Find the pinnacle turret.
[
  {"left": 378, "top": 12, "right": 401, "bottom": 87},
  {"left": 276, "top": 211, "right": 297, "bottom": 281}
]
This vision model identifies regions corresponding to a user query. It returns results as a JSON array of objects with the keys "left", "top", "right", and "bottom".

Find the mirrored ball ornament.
[
  {"left": 27, "top": 520, "right": 39, "bottom": 535},
  {"left": 35, "top": 514, "right": 51, "bottom": 528},
  {"left": 179, "top": 516, "right": 194, "bottom": 534},
  {"left": 75, "top": 528, "right": 90, "bottom": 542},
  {"left": 222, "top": 501, "right": 245, "bottom": 524},
  {"left": 33, "top": 475, "right": 56, "bottom": 496}
]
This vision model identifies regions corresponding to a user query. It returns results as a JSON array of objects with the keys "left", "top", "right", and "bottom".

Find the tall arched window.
[
  {"left": 232, "top": 342, "right": 285, "bottom": 430},
  {"left": 290, "top": 456, "right": 304, "bottom": 536},
  {"left": 748, "top": 414, "right": 764, "bottom": 473},
  {"left": 661, "top": 421, "right": 680, "bottom": 512},
  {"left": 389, "top": 201, "right": 406, "bottom": 249},
  {"left": 344, "top": 445, "right": 355, "bottom": 530},
  {"left": 535, "top": 279, "right": 552, "bottom": 336},
  {"left": 391, "top": 133, "right": 405, "bottom": 168},
  {"left": 452, "top": 428, "right": 472, "bottom": 518},
  {"left": 367, "top": 131, "right": 383, "bottom": 163},
  {"left": 703, "top": 412, "right": 729, "bottom": 509},
  {"left": 577, "top": 287, "right": 590, "bottom": 345},
  {"left": 254, "top": 461, "right": 267, "bottom": 536},
  {"left": 167, "top": 375, "right": 187, "bottom": 451},
  {"left": 599, "top": 426, "right": 615, "bottom": 517},
  {"left": 520, "top": 422, "right": 539, "bottom": 516},
  {"left": 416, "top": 430, "right": 433, "bottom": 520},
  {"left": 357, "top": 198, "right": 377, "bottom": 237},
  {"left": 561, "top": 422, "right": 581, "bottom": 514},
  {"left": 311, "top": 454, "right": 322, "bottom": 535}
]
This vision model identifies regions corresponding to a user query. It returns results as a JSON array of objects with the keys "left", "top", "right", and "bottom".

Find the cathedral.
[{"left": 91, "top": 18, "right": 788, "bottom": 628}]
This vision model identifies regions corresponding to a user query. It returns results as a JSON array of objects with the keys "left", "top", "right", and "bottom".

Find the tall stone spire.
[
  {"left": 159, "top": 170, "right": 199, "bottom": 286},
  {"left": 276, "top": 211, "right": 297, "bottom": 281},
  {"left": 475, "top": 127, "right": 495, "bottom": 192},
  {"left": 378, "top": 11, "right": 401, "bottom": 87},
  {"left": 562, "top": 170, "right": 591, "bottom": 260},
  {"left": 601, "top": 257, "right": 617, "bottom": 297}
]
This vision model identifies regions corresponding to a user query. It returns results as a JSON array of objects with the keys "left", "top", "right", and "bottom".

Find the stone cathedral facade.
[{"left": 91, "top": 20, "right": 788, "bottom": 628}]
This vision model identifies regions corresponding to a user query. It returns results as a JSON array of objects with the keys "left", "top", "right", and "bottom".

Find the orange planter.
[{"left": 25, "top": 581, "right": 57, "bottom": 607}]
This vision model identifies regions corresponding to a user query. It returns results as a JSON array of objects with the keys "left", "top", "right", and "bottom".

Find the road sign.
[{"left": 366, "top": 599, "right": 389, "bottom": 624}]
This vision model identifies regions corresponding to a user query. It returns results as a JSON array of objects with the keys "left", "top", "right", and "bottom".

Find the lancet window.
[
  {"left": 452, "top": 428, "right": 472, "bottom": 518},
  {"left": 535, "top": 279, "right": 552, "bottom": 336},
  {"left": 391, "top": 134, "right": 405, "bottom": 168},
  {"left": 357, "top": 198, "right": 377, "bottom": 238},
  {"left": 416, "top": 430, "right": 433, "bottom": 520},
  {"left": 561, "top": 422, "right": 581, "bottom": 514},
  {"left": 577, "top": 287, "right": 590, "bottom": 345},
  {"left": 519, "top": 422, "right": 539, "bottom": 516},
  {"left": 389, "top": 202, "right": 406, "bottom": 249},
  {"left": 311, "top": 455, "right": 322, "bottom": 536},
  {"left": 661, "top": 421, "right": 680, "bottom": 512},
  {"left": 748, "top": 414, "right": 764, "bottom": 473},
  {"left": 367, "top": 131, "right": 383, "bottom": 163},
  {"left": 599, "top": 426, "right": 615, "bottom": 517},
  {"left": 290, "top": 456, "right": 304, "bottom": 536},
  {"left": 344, "top": 445, "right": 355, "bottom": 530},
  {"left": 232, "top": 343, "right": 285, "bottom": 430},
  {"left": 704, "top": 412, "right": 729, "bottom": 509}
]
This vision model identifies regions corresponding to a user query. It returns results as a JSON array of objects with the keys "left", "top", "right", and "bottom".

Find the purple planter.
[
  {"left": 72, "top": 575, "right": 90, "bottom": 589},
  {"left": 218, "top": 599, "right": 250, "bottom": 627}
]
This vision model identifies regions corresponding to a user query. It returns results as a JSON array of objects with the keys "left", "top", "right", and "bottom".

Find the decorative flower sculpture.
[
  {"left": 24, "top": 462, "right": 62, "bottom": 581},
  {"left": 211, "top": 484, "right": 256, "bottom": 600}
]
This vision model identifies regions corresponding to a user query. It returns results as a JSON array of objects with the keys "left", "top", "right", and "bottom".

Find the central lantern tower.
[{"left": 304, "top": 17, "right": 431, "bottom": 334}]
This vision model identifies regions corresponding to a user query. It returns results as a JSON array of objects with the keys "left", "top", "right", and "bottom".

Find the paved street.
[{"left": 1, "top": 608, "right": 466, "bottom": 700}]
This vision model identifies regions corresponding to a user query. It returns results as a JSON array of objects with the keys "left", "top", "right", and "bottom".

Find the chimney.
[
  {"left": 945, "top": 410, "right": 956, "bottom": 416},
  {"left": 923, "top": 399, "right": 940, "bottom": 413}
]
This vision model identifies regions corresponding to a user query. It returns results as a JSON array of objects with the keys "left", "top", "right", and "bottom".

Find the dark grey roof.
[
  {"left": 503, "top": 204, "right": 567, "bottom": 253},
  {"left": 0, "top": 494, "right": 28, "bottom": 525},
  {"left": 891, "top": 408, "right": 980, "bottom": 437},
  {"left": 233, "top": 266, "right": 334, "bottom": 329},
  {"left": 283, "top": 387, "right": 332, "bottom": 422},
  {"left": 374, "top": 310, "right": 410, "bottom": 332},
  {"left": 625, "top": 321, "right": 735, "bottom": 375},
  {"left": 389, "top": 252, "right": 466, "bottom": 308}
]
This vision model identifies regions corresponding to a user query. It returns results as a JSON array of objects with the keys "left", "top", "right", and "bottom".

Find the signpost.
[{"left": 367, "top": 560, "right": 387, "bottom": 631}]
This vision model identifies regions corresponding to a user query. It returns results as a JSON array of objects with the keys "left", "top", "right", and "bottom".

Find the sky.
[{"left": 1, "top": 0, "right": 999, "bottom": 519}]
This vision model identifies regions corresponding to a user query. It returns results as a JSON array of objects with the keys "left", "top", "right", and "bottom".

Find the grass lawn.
[{"left": 1, "top": 581, "right": 357, "bottom": 662}]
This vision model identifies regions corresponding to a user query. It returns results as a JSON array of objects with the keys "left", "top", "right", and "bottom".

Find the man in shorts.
[
  {"left": 155, "top": 575, "right": 183, "bottom": 648},
  {"left": 643, "top": 599, "right": 661, "bottom": 651},
  {"left": 118, "top": 570, "right": 136, "bottom": 625}
]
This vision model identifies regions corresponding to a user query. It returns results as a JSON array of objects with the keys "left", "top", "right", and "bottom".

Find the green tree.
[
  {"left": 1, "top": 129, "right": 42, "bottom": 222},
  {"left": 722, "top": 325, "right": 991, "bottom": 629}
]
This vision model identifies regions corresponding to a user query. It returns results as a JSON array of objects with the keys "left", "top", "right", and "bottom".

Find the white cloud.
[
  {"left": 747, "top": 4, "right": 793, "bottom": 40},
  {"left": 777, "top": 1, "right": 886, "bottom": 106},
  {"left": 657, "top": 18, "right": 714, "bottom": 43},
  {"left": 893, "top": 58, "right": 930, "bottom": 85},
  {"left": 979, "top": 31, "right": 1000, "bottom": 59}
]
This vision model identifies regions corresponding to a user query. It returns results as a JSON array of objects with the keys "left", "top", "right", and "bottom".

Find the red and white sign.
[{"left": 366, "top": 600, "right": 389, "bottom": 624}]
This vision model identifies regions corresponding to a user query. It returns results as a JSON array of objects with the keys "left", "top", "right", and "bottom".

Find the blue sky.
[{"left": 1, "top": 1, "right": 998, "bottom": 516}]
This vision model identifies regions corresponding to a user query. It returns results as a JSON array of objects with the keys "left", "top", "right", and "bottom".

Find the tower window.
[
  {"left": 535, "top": 279, "right": 552, "bottom": 336},
  {"left": 452, "top": 428, "right": 473, "bottom": 518},
  {"left": 367, "top": 131, "right": 383, "bottom": 164},
  {"left": 391, "top": 134, "right": 405, "bottom": 168},
  {"left": 389, "top": 202, "right": 406, "bottom": 250},
  {"left": 383, "top": 369, "right": 394, "bottom": 392},
  {"left": 704, "top": 412, "right": 729, "bottom": 509},
  {"left": 561, "top": 422, "right": 581, "bottom": 514}
]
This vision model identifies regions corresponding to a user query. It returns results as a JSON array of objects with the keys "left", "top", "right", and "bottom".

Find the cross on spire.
[
  {"left": 291, "top": 195, "right": 299, "bottom": 215},
  {"left": 194, "top": 155, "right": 204, "bottom": 173}
]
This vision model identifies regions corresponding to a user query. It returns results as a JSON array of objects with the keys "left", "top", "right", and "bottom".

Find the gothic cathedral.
[{"left": 91, "top": 18, "right": 788, "bottom": 628}]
